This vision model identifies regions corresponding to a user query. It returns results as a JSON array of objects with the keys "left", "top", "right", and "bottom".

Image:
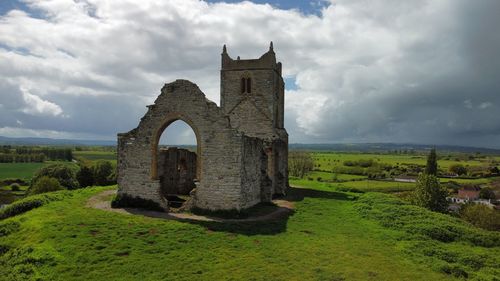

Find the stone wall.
[
  {"left": 157, "top": 147, "right": 197, "bottom": 196},
  {"left": 117, "top": 80, "right": 269, "bottom": 211}
]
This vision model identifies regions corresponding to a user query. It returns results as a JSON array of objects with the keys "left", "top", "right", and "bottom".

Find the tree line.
[{"left": 0, "top": 146, "right": 73, "bottom": 163}]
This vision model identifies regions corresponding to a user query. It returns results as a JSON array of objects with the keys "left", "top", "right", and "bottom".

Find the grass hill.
[{"left": 1, "top": 185, "right": 498, "bottom": 281}]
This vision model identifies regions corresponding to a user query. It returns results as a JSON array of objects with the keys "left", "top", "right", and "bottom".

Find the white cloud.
[
  {"left": 0, "top": 126, "right": 109, "bottom": 140},
  {"left": 20, "top": 87, "right": 63, "bottom": 116}
]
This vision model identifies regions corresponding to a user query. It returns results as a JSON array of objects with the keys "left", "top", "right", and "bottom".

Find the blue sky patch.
[
  {"left": 204, "top": 0, "right": 330, "bottom": 16},
  {"left": 0, "top": 0, "right": 45, "bottom": 19},
  {"left": 284, "top": 76, "right": 298, "bottom": 91}
]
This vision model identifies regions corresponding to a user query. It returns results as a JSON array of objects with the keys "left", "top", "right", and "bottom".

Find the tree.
[
  {"left": 449, "top": 164, "right": 467, "bottom": 176},
  {"left": 31, "top": 164, "right": 79, "bottom": 190},
  {"left": 489, "top": 166, "right": 499, "bottom": 175},
  {"left": 460, "top": 204, "right": 500, "bottom": 231},
  {"left": 411, "top": 173, "right": 448, "bottom": 213},
  {"left": 479, "top": 187, "right": 496, "bottom": 200},
  {"left": 77, "top": 165, "right": 94, "bottom": 187},
  {"left": 288, "top": 151, "right": 314, "bottom": 178},
  {"left": 29, "top": 176, "right": 63, "bottom": 195},
  {"left": 93, "top": 160, "right": 114, "bottom": 186},
  {"left": 425, "top": 148, "right": 438, "bottom": 175},
  {"left": 10, "top": 183, "right": 20, "bottom": 191}
]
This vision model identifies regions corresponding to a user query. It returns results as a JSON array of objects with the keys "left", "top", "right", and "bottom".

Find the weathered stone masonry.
[{"left": 117, "top": 43, "right": 288, "bottom": 211}]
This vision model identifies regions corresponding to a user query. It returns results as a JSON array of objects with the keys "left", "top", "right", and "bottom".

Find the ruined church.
[{"left": 117, "top": 43, "right": 288, "bottom": 211}]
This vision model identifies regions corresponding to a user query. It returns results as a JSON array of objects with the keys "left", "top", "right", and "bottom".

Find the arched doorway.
[{"left": 151, "top": 116, "right": 201, "bottom": 206}]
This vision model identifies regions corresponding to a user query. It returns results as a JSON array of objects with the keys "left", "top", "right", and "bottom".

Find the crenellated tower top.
[{"left": 220, "top": 43, "right": 285, "bottom": 138}]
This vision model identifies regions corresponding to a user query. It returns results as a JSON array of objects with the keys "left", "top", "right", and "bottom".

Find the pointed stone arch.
[{"left": 151, "top": 112, "right": 202, "bottom": 181}]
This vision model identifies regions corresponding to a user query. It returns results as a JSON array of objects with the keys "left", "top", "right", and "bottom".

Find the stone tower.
[{"left": 220, "top": 42, "right": 288, "bottom": 197}]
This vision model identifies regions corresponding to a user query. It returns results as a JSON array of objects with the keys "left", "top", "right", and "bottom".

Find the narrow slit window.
[{"left": 246, "top": 78, "right": 251, "bottom": 93}]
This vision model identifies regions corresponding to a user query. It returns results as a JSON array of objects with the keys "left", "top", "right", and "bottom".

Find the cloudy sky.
[{"left": 0, "top": 0, "right": 499, "bottom": 148}]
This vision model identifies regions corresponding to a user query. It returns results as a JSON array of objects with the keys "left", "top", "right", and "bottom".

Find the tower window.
[
  {"left": 246, "top": 78, "right": 251, "bottom": 93},
  {"left": 241, "top": 77, "right": 252, "bottom": 94}
]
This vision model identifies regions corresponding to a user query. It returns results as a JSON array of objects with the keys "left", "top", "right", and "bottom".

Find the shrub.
[
  {"left": 0, "top": 190, "right": 72, "bottom": 220},
  {"left": 76, "top": 165, "right": 94, "bottom": 187},
  {"left": 288, "top": 151, "right": 314, "bottom": 178},
  {"left": 93, "top": 160, "right": 114, "bottom": 186},
  {"left": 0, "top": 221, "right": 20, "bottom": 236},
  {"left": 478, "top": 187, "right": 495, "bottom": 200},
  {"left": 460, "top": 204, "right": 500, "bottom": 231},
  {"left": 111, "top": 193, "right": 164, "bottom": 212},
  {"left": 28, "top": 176, "right": 64, "bottom": 195},
  {"left": 439, "top": 264, "right": 468, "bottom": 279},
  {"left": 10, "top": 183, "right": 21, "bottom": 192},
  {"left": 0, "top": 178, "right": 27, "bottom": 187},
  {"left": 449, "top": 164, "right": 467, "bottom": 176},
  {"left": 31, "top": 164, "right": 79, "bottom": 189}
]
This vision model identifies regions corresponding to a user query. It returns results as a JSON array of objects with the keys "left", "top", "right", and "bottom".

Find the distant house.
[
  {"left": 448, "top": 185, "right": 497, "bottom": 210},
  {"left": 457, "top": 185, "right": 481, "bottom": 200}
]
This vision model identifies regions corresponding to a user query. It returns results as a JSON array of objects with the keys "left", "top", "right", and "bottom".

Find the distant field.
[
  {"left": 312, "top": 152, "right": 489, "bottom": 171},
  {"left": 289, "top": 177, "right": 415, "bottom": 193},
  {"left": 73, "top": 151, "right": 117, "bottom": 162},
  {"left": 439, "top": 177, "right": 493, "bottom": 185},
  {"left": 0, "top": 163, "right": 47, "bottom": 180},
  {"left": 0, "top": 161, "right": 76, "bottom": 180},
  {"left": 308, "top": 171, "right": 367, "bottom": 181}
]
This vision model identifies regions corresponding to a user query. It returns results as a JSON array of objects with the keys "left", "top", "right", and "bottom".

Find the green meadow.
[
  {"left": 0, "top": 161, "right": 74, "bottom": 180},
  {"left": 73, "top": 151, "right": 117, "bottom": 163},
  {"left": 1, "top": 185, "right": 498, "bottom": 281},
  {"left": 311, "top": 152, "right": 492, "bottom": 171}
]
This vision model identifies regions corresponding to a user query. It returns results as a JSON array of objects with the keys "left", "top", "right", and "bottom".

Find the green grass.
[
  {"left": 312, "top": 152, "right": 488, "bottom": 171},
  {"left": 0, "top": 162, "right": 73, "bottom": 180},
  {"left": 290, "top": 177, "right": 416, "bottom": 193},
  {"left": 336, "top": 180, "right": 416, "bottom": 192},
  {"left": 2, "top": 185, "right": 489, "bottom": 280},
  {"left": 439, "top": 177, "right": 493, "bottom": 185},
  {"left": 73, "top": 151, "right": 117, "bottom": 162},
  {"left": 308, "top": 171, "right": 367, "bottom": 181}
]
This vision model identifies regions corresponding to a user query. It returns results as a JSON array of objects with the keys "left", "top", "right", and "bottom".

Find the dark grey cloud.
[{"left": 0, "top": 0, "right": 499, "bottom": 148}]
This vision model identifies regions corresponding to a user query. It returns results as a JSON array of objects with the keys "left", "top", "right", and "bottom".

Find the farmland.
[
  {"left": 0, "top": 161, "right": 74, "bottom": 180},
  {"left": 73, "top": 150, "right": 117, "bottom": 162},
  {"left": 289, "top": 151, "right": 500, "bottom": 194}
]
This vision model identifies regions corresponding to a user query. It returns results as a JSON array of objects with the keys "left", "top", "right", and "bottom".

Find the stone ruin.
[{"left": 116, "top": 43, "right": 288, "bottom": 211}]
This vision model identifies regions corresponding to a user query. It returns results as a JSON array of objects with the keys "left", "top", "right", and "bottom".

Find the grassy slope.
[{"left": 0, "top": 186, "right": 463, "bottom": 281}]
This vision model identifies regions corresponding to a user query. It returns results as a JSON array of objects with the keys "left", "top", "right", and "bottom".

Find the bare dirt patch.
[{"left": 87, "top": 190, "right": 294, "bottom": 223}]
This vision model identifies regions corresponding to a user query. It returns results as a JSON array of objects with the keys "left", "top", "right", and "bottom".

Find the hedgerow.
[{"left": 0, "top": 190, "right": 73, "bottom": 220}]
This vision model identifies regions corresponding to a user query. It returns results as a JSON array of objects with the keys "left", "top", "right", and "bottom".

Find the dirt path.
[{"left": 86, "top": 190, "right": 295, "bottom": 223}]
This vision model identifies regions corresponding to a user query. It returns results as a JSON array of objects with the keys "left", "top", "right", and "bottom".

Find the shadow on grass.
[
  {"left": 96, "top": 187, "right": 354, "bottom": 236},
  {"left": 286, "top": 186, "right": 357, "bottom": 202},
  {"left": 174, "top": 186, "right": 355, "bottom": 236}
]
